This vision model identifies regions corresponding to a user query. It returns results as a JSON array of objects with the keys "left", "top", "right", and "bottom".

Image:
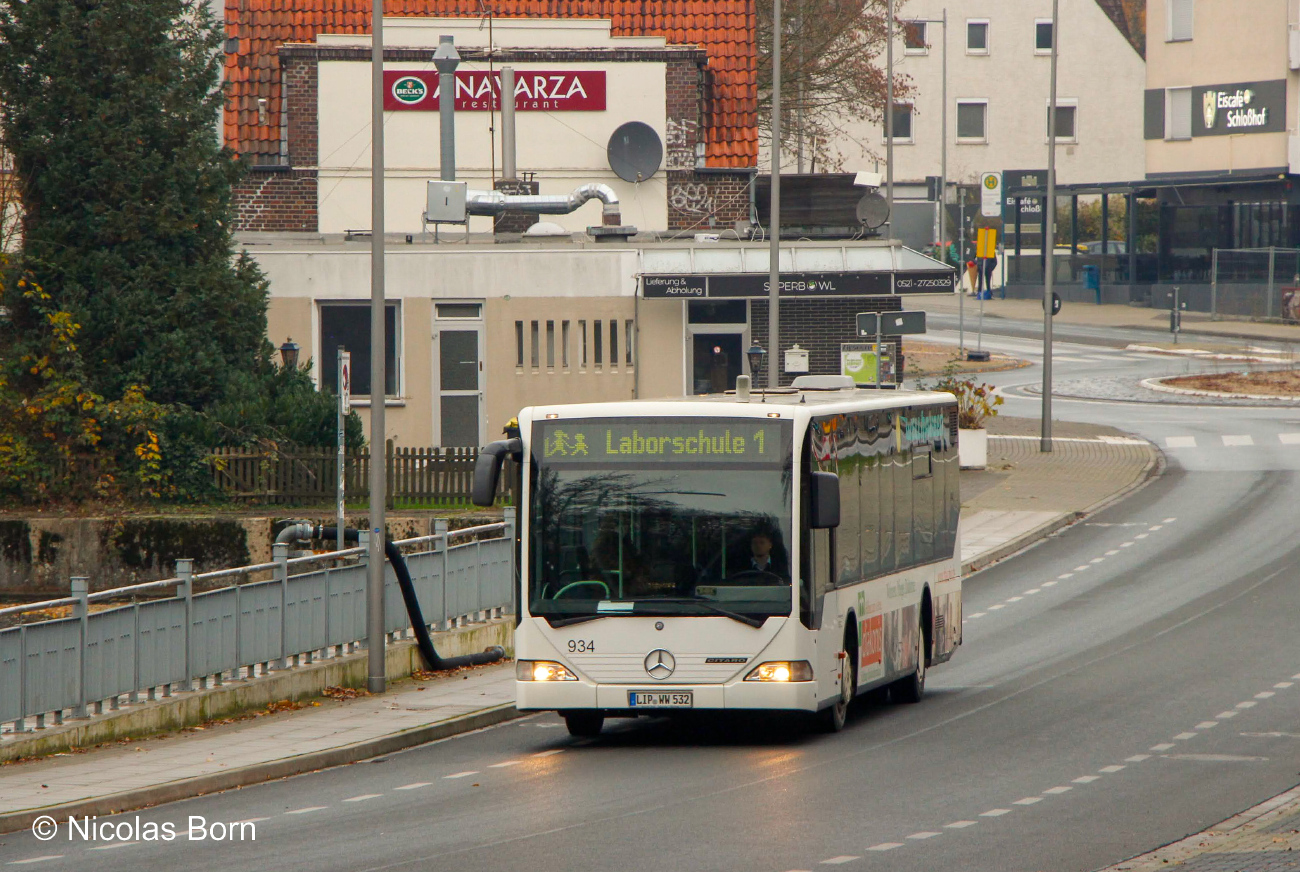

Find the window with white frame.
[
  {"left": 956, "top": 100, "right": 987, "bottom": 142},
  {"left": 903, "top": 21, "right": 928, "bottom": 54},
  {"left": 319, "top": 302, "right": 398, "bottom": 396},
  {"left": 1168, "top": 0, "right": 1194, "bottom": 41},
  {"left": 1035, "top": 19, "right": 1053, "bottom": 54},
  {"left": 1166, "top": 87, "right": 1192, "bottom": 140},
  {"left": 1047, "top": 100, "right": 1078, "bottom": 142},
  {"left": 967, "top": 19, "right": 989, "bottom": 54},
  {"left": 888, "top": 103, "right": 914, "bottom": 143}
]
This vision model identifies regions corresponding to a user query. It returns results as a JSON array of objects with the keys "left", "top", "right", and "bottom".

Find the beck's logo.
[
  {"left": 1203, "top": 91, "right": 1218, "bottom": 129},
  {"left": 391, "top": 76, "right": 428, "bottom": 105},
  {"left": 644, "top": 649, "right": 676, "bottom": 680}
]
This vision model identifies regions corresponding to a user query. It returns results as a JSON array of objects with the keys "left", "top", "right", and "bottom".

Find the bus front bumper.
[{"left": 516, "top": 680, "right": 819, "bottom": 713}]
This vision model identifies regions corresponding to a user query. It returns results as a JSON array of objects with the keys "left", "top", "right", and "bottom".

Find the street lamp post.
[
  {"left": 885, "top": 0, "right": 894, "bottom": 233},
  {"left": 768, "top": 0, "right": 782, "bottom": 390},
  {"left": 367, "top": 0, "right": 387, "bottom": 694},
  {"left": 1041, "top": 0, "right": 1059, "bottom": 453}
]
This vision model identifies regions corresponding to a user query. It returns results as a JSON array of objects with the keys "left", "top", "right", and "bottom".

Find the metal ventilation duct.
[{"left": 465, "top": 183, "right": 623, "bottom": 227}]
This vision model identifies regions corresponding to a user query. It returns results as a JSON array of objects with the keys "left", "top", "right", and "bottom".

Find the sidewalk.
[
  {"left": 1098, "top": 784, "right": 1300, "bottom": 872},
  {"left": 0, "top": 417, "right": 1161, "bottom": 834},
  {"left": 918, "top": 293, "right": 1300, "bottom": 346}
]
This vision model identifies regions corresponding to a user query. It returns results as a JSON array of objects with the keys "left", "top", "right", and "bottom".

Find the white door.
[{"left": 433, "top": 303, "right": 485, "bottom": 447}]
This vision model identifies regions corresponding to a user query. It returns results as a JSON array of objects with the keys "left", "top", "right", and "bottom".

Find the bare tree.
[{"left": 757, "top": 0, "right": 913, "bottom": 172}]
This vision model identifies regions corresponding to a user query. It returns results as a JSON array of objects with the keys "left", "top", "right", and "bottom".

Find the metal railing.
[
  {"left": 1211, "top": 248, "right": 1300, "bottom": 320},
  {"left": 0, "top": 509, "right": 517, "bottom": 734}
]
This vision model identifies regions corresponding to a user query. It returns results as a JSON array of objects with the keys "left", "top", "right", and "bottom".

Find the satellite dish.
[
  {"left": 856, "top": 192, "right": 890, "bottom": 230},
  {"left": 607, "top": 121, "right": 663, "bottom": 183}
]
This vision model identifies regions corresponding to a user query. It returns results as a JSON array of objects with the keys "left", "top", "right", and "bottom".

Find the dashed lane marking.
[
  {"left": 7, "top": 858, "right": 64, "bottom": 866},
  {"left": 285, "top": 806, "right": 327, "bottom": 815},
  {"left": 1073, "top": 775, "right": 1101, "bottom": 783},
  {"left": 88, "top": 843, "right": 140, "bottom": 851},
  {"left": 533, "top": 749, "right": 566, "bottom": 758},
  {"left": 1275, "top": 682, "right": 1294, "bottom": 689},
  {"left": 907, "top": 832, "right": 942, "bottom": 840},
  {"left": 868, "top": 843, "right": 903, "bottom": 851},
  {"left": 1099, "top": 765, "right": 1126, "bottom": 773},
  {"left": 1126, "top": 755, "right": 1151, "bottom": 762},
  {"left": 967, "top": 612, "right": 986, "bottom": 619},
  {"left": 1024, "top": 589, "right": 1041, "bottom": 595},
  {"left": 1163, "top": 518, "right": 1177, "bottom": 523},
  {"left": 489, "top": 760, "right": 524, "bottom": 768},
  {"left": 988, "top": 604, "right": 1005, "bottom": 611},
  {"left": 234, "top": 818, "right": 270, "bottom": 825},
  {"left": 945, "top": 821, "right": 977, "bottom": 829},
  {"left": 1149, "top": 525, "right": 1164, "bottom": 531},
  {"left": 1058, "top": 573, "right": 1074, "bottom": 579},
  {"left": 1042, "top": 581, "right": 1057, "bottom": 587},
  {"left": 1255, "top": 692, "right": 1276, "bottom": 699},
  {"left": 1217, "top": 711, "right": 1239, "bottom": 719},
  {"left": 1280, "top": 433, "right": 1300, "bottom": 444},
  {"left": 1105, "top": 550, "right": 1120, "bottom": 556},
  {"left": 1006, "top": 596, "right": 1023, "bottom": 603},
  {"left": 1073, "top": 566, "right": 1091, "bottom": 572},
  {"left": 344, "top": 794, "right": 382, "bottom": 802},
  {"left": 1223, "top": 435, "right": 1254, "bottom": 446},
  {"left": 1120, "top": 542, "right": 1134, "bottom": 547},
  {"left": 1013, "top": 797, "right": 1043, "bottom": 805},
  {"left": 1135, "top": 533, "right": 1149, "bottom": 539},
  {"left": 1090, "top": 558, "right": 1105, "bottom": 564},
  {"left": 1195, "top": 721, "right": 1218, "bottom": 729},
  {"left": 445, "top": 771, "right": 479, "bottom": 778},
  {"left": 1237, "top": 701, "right": 1258, "bottom": 709},
  {"left": 980, "top": 809, "right": 1012, "bottom": 817},
  {"left": 1150, "top": 744, "right": 1175, "bottom": 751},
  {"left": 1173, "top": 733, "right": 1198, "bottom": 740},
  {"left": 820, "top": 856, "right": 860, "bottom": 864},
  {"left": 395, "top": 783, "right": 432, "bottom": 790},
  {"left": 1044, "top": 786, "right": 1073, "bottom": 794}
]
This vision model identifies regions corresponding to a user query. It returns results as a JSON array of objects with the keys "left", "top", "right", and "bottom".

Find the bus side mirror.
[
  {"left": 471, "top": 438, "right": 522, "bottom": 506},
  {"left": 809, "top": 471, "right": 840, "bottom": 529}
]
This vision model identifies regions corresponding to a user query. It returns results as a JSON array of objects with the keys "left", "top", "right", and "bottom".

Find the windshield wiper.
[
  {"left": 546, "top": 614, "right": 605, "bottom": 628},
  {"left": 639, "top": 597, "right": 767, "bottom": 628}
]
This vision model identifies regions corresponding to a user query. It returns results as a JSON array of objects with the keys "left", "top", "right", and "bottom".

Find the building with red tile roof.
[{"left": 224, "top": 0, "right": 756, "bottom": 169}]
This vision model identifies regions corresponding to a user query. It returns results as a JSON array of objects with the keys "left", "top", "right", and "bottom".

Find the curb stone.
[
  {"left": 0, "top": 703, "right": 523, "bottom": 835},
  {"left": 1141, "top": 375, "right": 1300, "bottom": 402},
  {"left": 961, "top": 434, "right": 1164, "bottom": 576}
]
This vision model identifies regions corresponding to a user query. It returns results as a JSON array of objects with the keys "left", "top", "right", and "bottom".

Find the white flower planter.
[{"left": 958, "top": 428, "right": 988, "bottom": 469}]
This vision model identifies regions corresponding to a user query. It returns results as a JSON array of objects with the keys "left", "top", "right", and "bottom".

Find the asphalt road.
[{"left": 3, "top": 322, "right": 1300, "bottom": 872}]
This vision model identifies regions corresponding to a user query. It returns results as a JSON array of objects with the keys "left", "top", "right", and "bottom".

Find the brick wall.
[
  {"left": 492, "top": 179, "right": 540, "bottom": 235},
  {"left": 749, "top": 296, "right": 905, "bottom": 386},
  {"left": 233, "top": 168, "right": 318, "bottom": 232},
  {"left": 234, "top": 54, "right": 319, "bottom": 232}
]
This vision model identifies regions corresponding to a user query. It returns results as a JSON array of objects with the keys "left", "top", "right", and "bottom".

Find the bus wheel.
[
  {"left": 563, "top": 711, "right": 604, "bottom": 737},
  {"left": 819, "top": 647, "right": 856, "bottom": 732},
  {"left": 892, "top": 616, "right": 927, "bottom": 704}
]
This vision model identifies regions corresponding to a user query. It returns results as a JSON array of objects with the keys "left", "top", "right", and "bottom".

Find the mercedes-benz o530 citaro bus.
[{"left": 471, "top": 383, "right": 962, "bottom": 736}]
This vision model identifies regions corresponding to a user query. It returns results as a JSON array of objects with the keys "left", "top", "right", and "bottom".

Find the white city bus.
[{"left": 472, "top": 380, "right": 962, "bottom": 735}]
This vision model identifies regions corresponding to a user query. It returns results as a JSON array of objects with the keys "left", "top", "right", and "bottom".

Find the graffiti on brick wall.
[
  {"left": 669, "top": 182, "right": 715, "bottom": 216},
  {"left": 665, "top": 117, "right": 697, "bottom": 171}
]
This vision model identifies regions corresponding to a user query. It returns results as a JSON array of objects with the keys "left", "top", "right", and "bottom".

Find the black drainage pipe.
[{"left": 306, "top": 526, "right": 506, "bottom": 672}]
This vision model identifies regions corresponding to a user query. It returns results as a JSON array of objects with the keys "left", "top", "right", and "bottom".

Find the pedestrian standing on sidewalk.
[{"left": 979, "top": 254, "right": 997, "bottom": 298}]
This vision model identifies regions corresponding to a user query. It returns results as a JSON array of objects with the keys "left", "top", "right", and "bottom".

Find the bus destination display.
[{"left": 535, "top": 419, "right": 790, "bottom": 465}]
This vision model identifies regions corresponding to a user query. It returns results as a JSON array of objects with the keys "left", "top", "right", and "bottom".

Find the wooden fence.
[{"left": 208, "top": 442, "right": 515, "bottom": 506}]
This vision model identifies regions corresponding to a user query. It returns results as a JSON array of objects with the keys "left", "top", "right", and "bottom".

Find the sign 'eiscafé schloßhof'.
[
  {"left": 382, "top": 70, "right": 606, "bottom": 112},
  {"left": 1194, "top": 79, "right": 1286, "bottom": 137}
]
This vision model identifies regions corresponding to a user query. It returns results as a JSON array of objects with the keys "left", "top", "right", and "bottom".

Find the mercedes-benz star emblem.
[{"left": 644, "top": 648, "right": 676, "bottom": 680}]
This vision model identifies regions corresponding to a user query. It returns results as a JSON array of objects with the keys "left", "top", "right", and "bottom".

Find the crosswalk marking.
[
  {"left": 1222, "top": 435, "right": 1254, "bottom": 446},
  {"left": 1166, "top": 436, "right": 1197, "bottom": 448},
  {"left": 1280, "top": 433, "right": 1300, "bottom": 444}
]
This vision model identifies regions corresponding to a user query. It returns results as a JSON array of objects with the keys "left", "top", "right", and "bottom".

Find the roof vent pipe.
[
  {"left": 500, "top": 67, "right": 516, "bottom": 181},
  {"left": 433, "top": 35, "right": 460, "bottom": 181},
  {"left": 465, "top": 182, "right": 624, "bottom": 227}
]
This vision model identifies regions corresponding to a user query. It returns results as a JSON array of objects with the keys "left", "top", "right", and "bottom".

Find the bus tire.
[
  {"left": 563, "top": 711, "right": 604, "bottom": 737},
  {"left": 891, "top": 613, "right": 928, "bottom": 704},
  {"left": 819, "top": 644, "right": 856, "bottom": 732}
]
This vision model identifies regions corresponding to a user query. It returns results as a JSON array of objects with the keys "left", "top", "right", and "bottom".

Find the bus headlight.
[
  {"left": 517, "top": 660, "right": 578, "bottom": 681},
  {"left": 744, "top": 661, "right": 814, "bottom": 682}
]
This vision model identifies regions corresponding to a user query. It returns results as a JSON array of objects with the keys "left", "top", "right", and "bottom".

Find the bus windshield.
[{"left": 529, "top": 418, "right": 794, "bottom": 623}]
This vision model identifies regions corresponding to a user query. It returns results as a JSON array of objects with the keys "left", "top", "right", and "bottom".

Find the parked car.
[{"left": 1080, "top": 240, "right": 1127, "bottom": 255}]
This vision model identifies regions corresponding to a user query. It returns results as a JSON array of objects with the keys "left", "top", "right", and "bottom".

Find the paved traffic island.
[{"left": 1145, "top": 368, "right": 1300, "bottom": 402}]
